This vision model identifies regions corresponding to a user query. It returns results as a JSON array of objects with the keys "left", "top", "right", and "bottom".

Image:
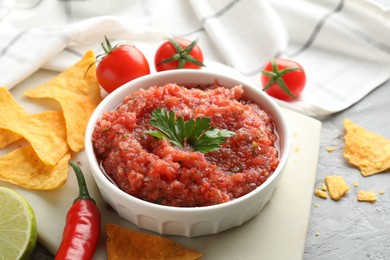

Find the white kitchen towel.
[
  {"left": 0, "top": 0, "right": 389, "bottom": 118},
  {"left": 0, "top": 0, "right": 287, "bottom": 89},
  {"left": 269, "top": 0, "right": 390, "bottom": 117}
]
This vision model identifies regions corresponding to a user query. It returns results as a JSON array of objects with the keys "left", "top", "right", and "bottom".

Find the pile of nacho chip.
[
  {"left": 315, "top": 119, "right": 390, "bottom": 203},
  {"left": 0, "top": 50, "right": 102, "bottom": 190}
]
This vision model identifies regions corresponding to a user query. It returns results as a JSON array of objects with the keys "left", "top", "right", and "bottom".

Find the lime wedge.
[{"left": 0, "top": 187, "right": 37, "bottom": 260}]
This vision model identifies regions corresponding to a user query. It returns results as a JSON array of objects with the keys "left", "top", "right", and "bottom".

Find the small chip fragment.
[
  {"left": 343, "top": 119, "right": 390, "bottom": 176},
  {"left": 353, "top": 181, "right": 359, "bottom": 187},
  {"left": 106, "top": 223, "right": 202, "bottom": 260},
  {"left": 321, "top": 183, "right": 327, "bottom": 191},
  {"left": 325, "top": 175, "right": 350, "bottom": 201},
  {"left": 326, "top": 147, "right": 335, "bottom": 152},
  {"left": 315, "top": 188, "right": 327, "bottom": 199},
  {"left": 357, "top": 190, "right": 377, "bottom": 203},
  {"left": 379, "top": 190, "right": 385, "bottom": 195}
]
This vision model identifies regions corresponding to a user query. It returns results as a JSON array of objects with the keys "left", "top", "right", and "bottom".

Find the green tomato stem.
[
  {"left": 157, "top": 38, "right": 205, "bottom": 68},
  {"left": 262, "top": 59, "right": 301, "bottom": 99}
]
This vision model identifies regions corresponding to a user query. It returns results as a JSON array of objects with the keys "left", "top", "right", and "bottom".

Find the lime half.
[{"left": 0, "top": 187, "right": 37, "bottom": 260}]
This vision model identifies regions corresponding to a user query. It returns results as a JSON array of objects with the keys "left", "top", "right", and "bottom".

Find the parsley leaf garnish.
[{"left": 145, "top": 108, "right": 235, "bottom": 153}]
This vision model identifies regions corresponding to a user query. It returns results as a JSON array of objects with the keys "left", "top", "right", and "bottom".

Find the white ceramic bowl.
[{"left": 85, "top": 70, "right": 291, "bottom": 237}]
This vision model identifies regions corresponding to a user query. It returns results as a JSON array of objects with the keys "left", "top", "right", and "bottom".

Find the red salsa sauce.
[{"left": 92, "top": 83, "right": 279, "bottom": 207}]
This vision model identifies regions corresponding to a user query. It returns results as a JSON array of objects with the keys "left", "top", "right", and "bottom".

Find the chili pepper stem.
[{"left": 69, "top": 161, "right": 95, "bottom": 203}]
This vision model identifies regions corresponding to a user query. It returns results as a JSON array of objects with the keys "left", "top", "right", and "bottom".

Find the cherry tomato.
[
  {"left": 154, "top": 38, "right": 205, "bottom": 72},
  {"left": 261, "top": 58, "right": 306, "bottom": 101},
  {"left": 96, "top": 37, "right": 150, "bottom": 93}
]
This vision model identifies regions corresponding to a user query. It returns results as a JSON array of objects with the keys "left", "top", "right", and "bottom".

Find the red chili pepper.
[{"left": 55, "top": 161, "right": 101, "bottom": 260}]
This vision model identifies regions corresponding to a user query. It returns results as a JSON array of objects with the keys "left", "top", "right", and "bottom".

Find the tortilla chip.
[
  {"left": 0, "top": 111, "right": 68, "bottom": 166},
  {"left": 0, "top": 87, "right": 25, "bottom": 147},
  {"left": 0, "top": 129, "right": 22, "bottom": 148},
  {"left": 343, "top": 119, "right": 390, "bottom": 176},
  {"left": 106, "top": 224, "right": 202, "bottom": 260},
  {"left": 325, "top": 175, "right": 350, "bottom": 201},
  {"left": 24, "top": 50, "right": 102, "bottom": 152},
  {"left": 0, "top": 145, "right": 70, "bottom": 190},
  {"left": 357, "top": 190, "right": 377, "bottom": 203},
  {"left": 0, "top": 87, "right": 27, "bottom": 116}
]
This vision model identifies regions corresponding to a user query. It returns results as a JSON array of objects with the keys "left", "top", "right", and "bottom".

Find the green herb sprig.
[{"left": 145, "top": 108, "right": 235, "bottom": 153}]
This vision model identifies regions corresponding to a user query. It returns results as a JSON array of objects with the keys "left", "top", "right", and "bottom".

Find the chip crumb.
[
  {"left": 326, "top": 147, "right": 335, "bottom": 152},
  {"left": 315, "top": 188, "right": 328, "bottom": 199},
  {"left": 315, "top": 231, "right": 320, "bottom": 236},
  {"left": 314, "top": 203, "right": 319, "bottom": 208},
  {"left": 379, "top": 190, "right": 385, "bottom": 195},
  {"left": 353, "top": 181, "right": 359, "bottom": 187},
  {"left": 325, "top": 175, "right": 350, "bottom": 201},
  {"left": 321, "top": 183, "right": 327, "bottom": 191},
  {"left": 357, "top": 190, "right": 377, "bottom": 203}
]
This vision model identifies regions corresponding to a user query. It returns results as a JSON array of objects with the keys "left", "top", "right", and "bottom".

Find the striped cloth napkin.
[{"left": 0, "top": 0, "right": 389, "bottom": 118}]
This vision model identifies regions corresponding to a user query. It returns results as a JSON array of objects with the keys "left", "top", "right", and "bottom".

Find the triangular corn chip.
[
  {"left": 106, "top": 224, "right": 202, "bottom": 260},
  {"left": 343, "top": 119, "right": 390, "bottom": 176},
  {"left": 0, "top": 145, "right": 70, "bottom": 190},
  {"left": 24, "top": 50, "right": 102, "bottom": 152},
  {"left": 0, "top": 110, "right": 68, "bottom": 166},
  {"left": 0, "top": 87, "right": 68, "bottom": 166},
  {"left": 0, "top": 87, "right": 25, "bottom": 148}
]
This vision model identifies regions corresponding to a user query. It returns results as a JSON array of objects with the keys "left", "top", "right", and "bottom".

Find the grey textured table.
[
  {"left": 304, "top": 79, "right": 390, "bottom": 259},
  {"left": 307, "top": 1, "right": 390, "bottom": 258}
]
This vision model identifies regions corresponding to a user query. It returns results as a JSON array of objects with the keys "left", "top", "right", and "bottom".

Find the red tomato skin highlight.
[
  {"left": 96, "top": 45, "right": 150, "bottom": 93},
  {"left": 261, "top": 59, "right": 306, "bottom": 101},
  {"left": 154, "top": 38, "right": 204, "bottom": 72}
]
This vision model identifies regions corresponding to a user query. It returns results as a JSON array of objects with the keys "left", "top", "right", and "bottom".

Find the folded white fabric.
[
  {"left": 189, "top": 0, "right": 288, "bottom": 75},
  {"left": 269, "top": 0, "right": 390, "bottom": 117},
  {"left": 0, "top": 0, "right": 389, "bottom": 118},
  {"left": 0, "top": 16, "right": 170, "bottom": 88},
  {"left": 0, "top": 0, "right": 287, "bottom": 86}
]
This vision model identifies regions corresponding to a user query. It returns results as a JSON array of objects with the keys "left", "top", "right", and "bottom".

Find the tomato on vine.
[
  {"left": 261, "top": 58, "right": 306, "bottom": 101},
  {"left": 154, "top": 38, "right": 205, "bottom": 72},
  {"left": 96, "top": 37, "right": 150, "bottom": 93}
]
